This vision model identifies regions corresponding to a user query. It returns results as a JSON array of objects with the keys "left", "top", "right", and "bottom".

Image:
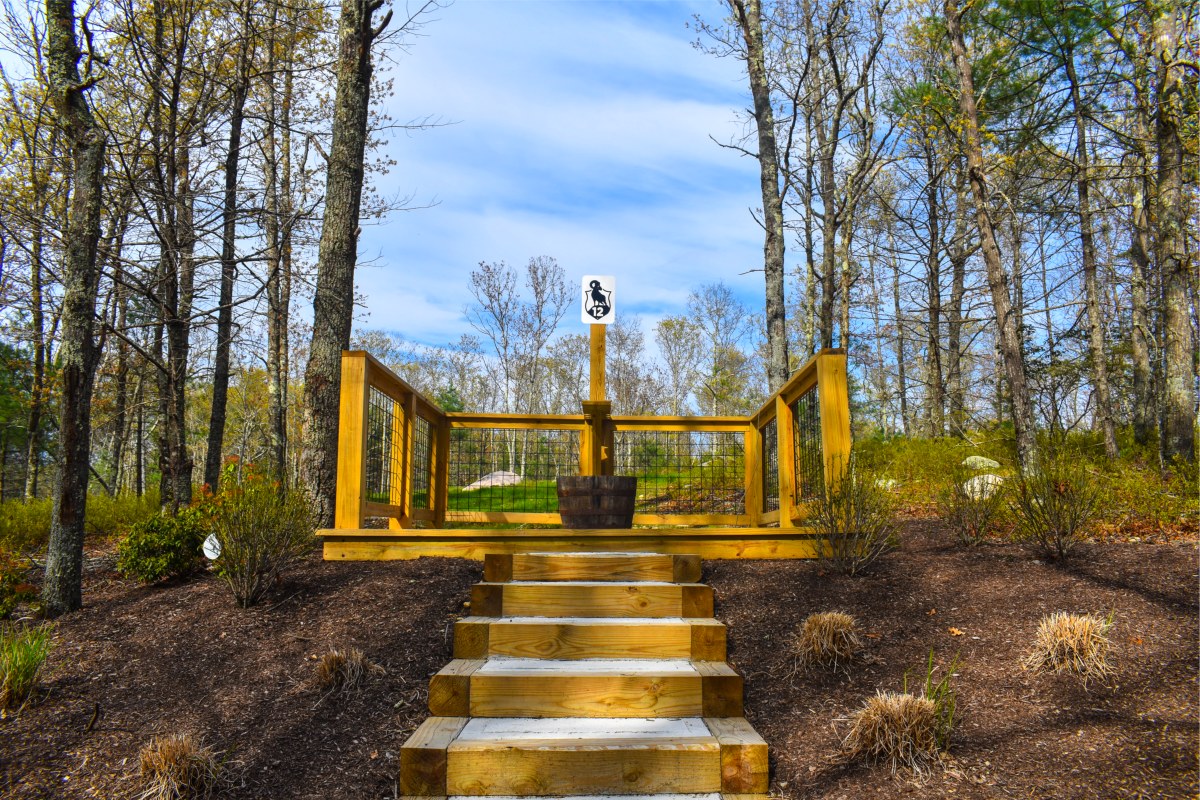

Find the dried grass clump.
[
  {"left": 315, "top": 647, "right": 385, "bottom": 695},
  {"left": 795, "top": 611, "right": 863, "bottom": 671},
  {"left": 137, "top": 733, "right": 222, "bottom": 800},
  {"left": 843, "top": 691, "right": 941, "bottom": 773},
  {"left": 1022, "top": 612, "right": 1114, "bottom": 686}
]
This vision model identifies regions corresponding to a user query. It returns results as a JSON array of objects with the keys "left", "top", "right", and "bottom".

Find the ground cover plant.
[
  {"left": 2, "top": 520, "right": 1194, "bottom": 798},
  {"left": 0, "top": 624, "right": 52, "bottom": 710},
  {"left": 794, "top": 611, "right": 863, "bottom": 671},
  {"left": 1022, "top": 612, "right": 1115, "bottom": 687},
  {"left": 136, "top": 733, "right": 223, "bottom": 800}
]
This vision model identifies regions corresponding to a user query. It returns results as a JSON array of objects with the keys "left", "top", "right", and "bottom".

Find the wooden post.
[
  {"left": 743, "top": 423, "right": 762, "bottom": 526},
  {"left": 334, "top": 352, "right": 369, "bottom": 530},
  {"left": 817, "top": 351, "right": 851, "bottom": 486},
  {"left": 581, "top": 400, "right": 612, "bottom": 476},
  {"left": 590, "top": 324, "right": 606, "bottom": 401},
  {"left": 433, "top": 420, "right": 450, "bottom": 527},
  {"left": 775, "top": 395, "right": 797, "bottom": 526},
  {"left": 388, "top": 395, "right": 405, "bottom": 524}
]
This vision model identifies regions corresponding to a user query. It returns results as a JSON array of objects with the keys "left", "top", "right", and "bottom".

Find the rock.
[
  {"left": 963, "top": 473, "right": 1004, "bottom": 500},
  {"left": 462, "top": 470, "right": 522, "bottom": 492},
  {"left": 875, "top": 478, "right": 899, "bottom": 491},
  {"left": 962, "top": 455, "right": 1001, "bottom": 471}
]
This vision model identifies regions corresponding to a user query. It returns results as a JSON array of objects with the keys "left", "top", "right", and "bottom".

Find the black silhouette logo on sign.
[{"left": 584, "top": 279, "right": 612, "bottom": 320}]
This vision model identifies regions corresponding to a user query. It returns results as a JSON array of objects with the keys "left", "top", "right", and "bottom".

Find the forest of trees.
[{"left": 0, "top": 1, "right": 1195, "bottom": 608}]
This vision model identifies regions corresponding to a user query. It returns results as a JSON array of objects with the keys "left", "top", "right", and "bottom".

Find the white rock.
[
  {"left": 962, "top": 455, "right": 1001, "bottom": 470},
  {"left": 461, "top": 470, "right": 522, "bottom": 492},
  {"left": 875, "top": 478, "right": 899, "bottom": 491},
  {"left": 963, "top": 473, "right": 1004, "bottom": 500}
]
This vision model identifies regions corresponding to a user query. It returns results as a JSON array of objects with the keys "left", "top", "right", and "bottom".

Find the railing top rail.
[
  {"left": 612, "top": 415, "right": 749, "bottom": 432},
  {"left": 446, "top": 412, "right": 587, "bottom": 430},
  {"left": 345, "top": 350, "right": 447, "bottom": 423},
  {"left": 751, "top": 347, "right": 845, "bottom": 427}
]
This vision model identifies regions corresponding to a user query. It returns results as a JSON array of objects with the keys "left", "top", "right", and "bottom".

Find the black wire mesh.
[
  {"left": 792, "top": 385, "right": 824, "bottom": 501},
  {"left": 761, "top": 417, "right": 779, "bottom": 512},
  {"left": 448, "top": 428, "right": 580, "bottom": 514},
  {"left": 411, "top": 415, "right": 434, "bottom": 510},
  {"left": 612, "top": 429, "right": 745, "bottom": 516},
  {"left": 364, "top": 386, "right": 404, "bottom": 505}
]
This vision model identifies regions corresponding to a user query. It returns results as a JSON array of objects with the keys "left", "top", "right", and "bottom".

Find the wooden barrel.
[{"left": 556, "top": 476, "right": 638, "bottom": 529}]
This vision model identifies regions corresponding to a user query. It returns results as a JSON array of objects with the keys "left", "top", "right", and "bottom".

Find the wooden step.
[
  {"left": 428, "top": 658, "right": 742, "bottom": 718},
  {"left": 400, "top": 717, "right": 767, "bottom": 796},
  {"left": 454, "top": 617, "right": 726, "bottom": 661},
  {"left": 485, "top": 553, "right": 701, "bottom": 583},
  {"left": 470, "top": 582, "right": 714, "bottom": 619},
  {"left": 439, "top": 795, "right": 767, "bottom": 800}
]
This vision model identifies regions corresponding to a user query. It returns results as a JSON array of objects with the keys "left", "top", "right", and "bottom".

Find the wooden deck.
[{"left": 318, "top": 526, "right": 824, "bottom": 561}]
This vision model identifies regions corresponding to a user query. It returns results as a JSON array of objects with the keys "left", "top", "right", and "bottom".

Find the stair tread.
[
  {"left": 479, "top": 616, "right": 716, "bottom": 625},
  {"left": 453, "top": 716, "right": 716, "bottom": 744},
  {"left": 447, "top": 795, "right": 722, "bottom": 800},
  {"left": 475, "top": 658, "right": 698, "bottom": 675}
]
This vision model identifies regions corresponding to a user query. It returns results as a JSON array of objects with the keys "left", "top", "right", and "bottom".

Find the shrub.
[
  {"left": 210, "top": 477, "right": 314, "bottom": 608},
  {"left": 0, "top": 624, "right": 53, "bottom": 709},
  {"left": 809, "top": 457, "right": 897, "bottom": 576},
  {"left": 843, "top": 652, "right": 958, "bottom": 773},
  {"left": 1010, "top": 456, "right": 1099, "bottom": 560},
  {"left": 117, "top": 510, "right": 207, "bottom": 584},
  {"left": 1022, "top": 612, "right": 1114, "bottom": 687},
  {"left": 85, "top": 489, "right": 161, "bottom": 539},
  {"left": 938, "top": 464, "right": 1006, "bottom": 545},
  {"left": 315, "top": 647, "right": 385, "bottom": 695},
  {"left": 0, "top": 498, "right": 51, "bottom": 555},
  {"left": 795, "top": 611, "right": 862, "bottom": 671},
  {"left": 137, "top": 733, "right": 222, "bottom": 800},
  {"left": 0, "top": 551, "right": 37, "bottom": 619}
]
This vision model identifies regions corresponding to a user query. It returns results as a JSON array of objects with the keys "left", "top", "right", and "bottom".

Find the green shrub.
[
  {"left": 938, "top": 464, "right": 1007, "bottom": 545},
  {"left": 0, "top": 552, "right": 37, "bottom": 619},
  {"left": 210, "top": 478, "right": 314, "bottom": 608},
  {"left": 1010, "top": 455, "right": 1099, "bottom": 560},
  {"left": 0, "top": 498, "right": 51, "bottom": 554},
  {"left": 809, "top": 457, "right": 897, "bottom": 576},
  {"left": 85, "top": 489, "right": 161, "bottom": 539},
  {"left": 117, "top": 510, "right": 207, "bottom": 583},
  {"left": 0, "top": 624, "right": 53, "bottom": 709}
]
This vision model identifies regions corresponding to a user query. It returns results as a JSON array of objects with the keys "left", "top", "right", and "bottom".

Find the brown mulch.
[{"left": 2, "top": 522, "right": 1196, "bottom": 799}]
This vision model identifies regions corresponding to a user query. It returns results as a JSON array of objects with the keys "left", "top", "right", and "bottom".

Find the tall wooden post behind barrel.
[{"left": 556, "top": 476, "right": 637, "bottom": 529}]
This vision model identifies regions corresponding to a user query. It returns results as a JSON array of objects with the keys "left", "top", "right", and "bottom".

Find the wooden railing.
[{"left": 333, "top": 349, "right": 850, "bottom": 530}]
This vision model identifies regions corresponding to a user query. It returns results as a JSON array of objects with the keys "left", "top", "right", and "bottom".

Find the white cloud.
[{"left": 357, "top": 0, "right": 770, "bottom": 350}]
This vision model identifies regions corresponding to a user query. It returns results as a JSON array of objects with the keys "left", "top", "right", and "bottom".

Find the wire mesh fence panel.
[
  {"left": 365, "top": 387, "right": 404, "bottom": 505},
  {"left": 761, "top": 417, "right": 779, "bottom": 512},
  {"left": 613, "top": 429, "right": 745, "bottom": 515},
  {"left": 792, "top": 385, "right": 823, "bottom": 501},
  {"left": 411, "top": 415, "right": 434, "bottom": 510},
  {"left": 448, "top": 428, "right": 581, "bottom": 513}
]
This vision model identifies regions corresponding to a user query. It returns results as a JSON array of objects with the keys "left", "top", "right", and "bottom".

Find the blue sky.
[{"left": 356, "top": 0, "right": 766, "bottom": 349}]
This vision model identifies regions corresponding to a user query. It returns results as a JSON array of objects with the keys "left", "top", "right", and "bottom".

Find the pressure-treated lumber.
[
  {"left": 444, "top": 718, "right": 722, "bottom": 796},
  {"left": 704, "top": 718, "right": 769, "bottom": 794},
  {"left": 469, "top": 582, "right": 713, "bottom": 619},
  {"left": 453, "top": 617, "right": 726, "bottom": 661},
  {"left": 399, "top": 716, "right": 468, "bottom": 796},
  {"left": 484, "top": 553, "right": 701, "bottom": 583},
  {"left": 320, "top": 527, "right": 822, "bottom": 561},
  {"left": 432, "top": 658, "right": 741, "bottom": 719}
]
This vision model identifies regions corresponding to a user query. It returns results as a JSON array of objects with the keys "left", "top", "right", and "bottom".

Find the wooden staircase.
[{"left": 400, "top": 552, "right": 769, "bottom": 799}]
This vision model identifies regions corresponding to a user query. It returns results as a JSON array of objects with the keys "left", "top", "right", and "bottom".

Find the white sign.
[
  {"left": 202, "top": 533, "right": 222, "bottom": 560},
  {"left": 581, "top": 275, "right": 616, "bottom": 325}
]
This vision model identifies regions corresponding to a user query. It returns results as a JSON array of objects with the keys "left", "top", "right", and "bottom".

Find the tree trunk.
[
  {"left": 945, "top": 0, "right": 1039, "bottom": 471},
  {"left": 730, "top": 0, "right": 789, "bottom": 391},
  {"left": 1153, "top": 6, "right": 1195, "bottom": 463},
  {"left": 1064, "top": 44, "right": 1118, "bottom": 458},
  {"left": 888, "top": 228, "right": 910, "bottom": 436},
  {"left": 23, "top": 210, "right": 46, "bottom": 499},
  {"left": 925, "top": 148, "right": 945, "bottom": 436},
  {"left": 204, "top": 0, "right": 251, "bottom": 491},
  {"left": 42, "top": 0, "right": 105, "bottom": 616},
  {"left": 300, "top": 0, "right": 392, "bottom": 526},
  {"left": 946, "top": 167, "right": 969, "bottom": 436}
]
